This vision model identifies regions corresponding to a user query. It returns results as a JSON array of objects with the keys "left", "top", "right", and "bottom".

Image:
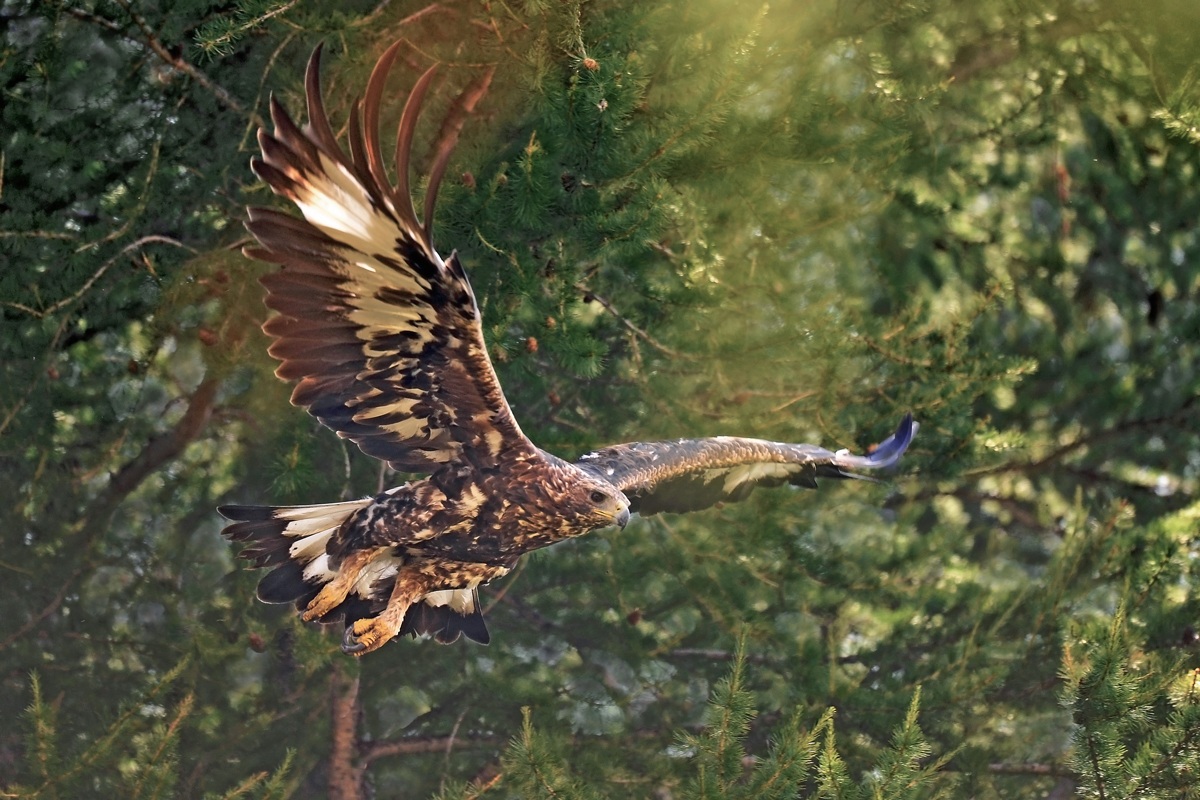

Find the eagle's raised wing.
[
  {"left": 245, "top": 43, "right": 532, "bottom": 473},
  {"left": 575, "top": 414, "right": 914, "bottom": 516}
]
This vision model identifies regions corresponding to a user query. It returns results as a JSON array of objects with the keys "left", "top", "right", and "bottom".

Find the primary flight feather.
[{"left": 220, "top": 42, "right": 915, "bottom": 656}]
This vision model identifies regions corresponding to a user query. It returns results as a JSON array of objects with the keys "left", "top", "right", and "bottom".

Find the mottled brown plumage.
[{"left": 220, "top": 42, "right": 915, "bottom": 656}]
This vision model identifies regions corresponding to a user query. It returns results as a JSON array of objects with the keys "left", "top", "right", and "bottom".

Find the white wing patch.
[
  {"left": 713, "top": 462, "right": 794, "bottom": 494},
  {"left": 293, "top": 154, "right": 426, "bottom": 268},
  {"left": 289, "top": 528, "right": 335, "bottom": 562},
  {"left": 278, "top": 499, "right": 371, "bottom": 565},
  {"left": 303, "top": 553, "right": 334, "bottom": 582},
  {"left": 272, "top": 498, "right": 371, "bottom": 523},
  {"left": 353, "top": 555, "right": 401, "bottom": 597}
]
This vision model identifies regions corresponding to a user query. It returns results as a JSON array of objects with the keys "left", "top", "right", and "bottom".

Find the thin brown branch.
[
  {"left": 986, "top": 762, "right": 1074, "bottom": 777},
  {"left": 423, "top": 65, "right": 495, "bottom": 229},
  {"left": 0, "top": 563, "right": 88, "bottom": 652},
  {"left": 666, "top": 648, "right": 770, "bottom": 664},
  {"left": 858, "top": 334, "right": 933, "bottom": 368},
  {"left": 460, "top": 772, "right": 503, "bottom": 799},
  {"left": 949, "top": 13, "right": 1113, "bottom": 83},
  {"left": 355, "top": 2, "right": 454, "bottom": 33},
  {"left": 239, "top": 29, "right": 302, "bottom": 152},
  {"left": 968, "top": 397, "right": 1198, "bottom": 480},
  {"left": 62, "top": 5, "right": 127, "bottom": 35},
  {"left": 362, "top": 725, "right": 686, "bottom": 768},
  {"left": 361, "top": 732, "right": 503, "bottom": 765},
  {"left": 482, "top": 558, "right": 526, "bottom": 614},
  {"left": 0, "top": 236, "right": 190, "bottom": 319},
  {"left": 575, "top": 283, "right": 688, "bottom": 359},
  {"left": 112, "top": 0, "right": 262, "bottom": 126}
]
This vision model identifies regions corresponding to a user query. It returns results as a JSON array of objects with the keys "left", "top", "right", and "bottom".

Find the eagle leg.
[
  {"left": 301, "top": 546, "right": 390, "bottom": 622},
  {"left": 341, "top": 570, "right": 437, "bottom": 656}
]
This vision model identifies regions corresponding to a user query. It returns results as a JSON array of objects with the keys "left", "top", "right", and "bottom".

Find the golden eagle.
[{"left": 220, "top": 43, "right": 915, "bottom": 657}]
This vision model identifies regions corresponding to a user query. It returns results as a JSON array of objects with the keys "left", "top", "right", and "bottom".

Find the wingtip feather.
[{"left": 866, "top": 412, "right": 916, "bottom": 467}]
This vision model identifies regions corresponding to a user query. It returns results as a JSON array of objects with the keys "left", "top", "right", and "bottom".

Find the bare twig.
[
  {"left": 0, "top": 236, "right": 190, "bottom": 319},
  {"left": 423, "top": 65, "right": 495, "bottom": 229},
  {"left": 666, "top": 648, "right": 771, "bottom": 664},
  {"left": 355, "top": 2, "right": 451, "bottom": 32},
  {"left": 949, "top": 13, "right": 1113, "bottom": 84},
  {"left": 858, "top": 334, "right": 934, "bottom": 368},
  {"left": 482, "top": 559, "right": 527, "bottom": 614},
  {"left": 362, "top": 732, "right": 502, "bottom": 764},
  {"left": 112, "top": 0, "right": 262, "bottom": 126},
  {"left": 986, "top": 762, "right": 1074, "bottom": 776},
  {"left": 239, "top": 29, "right": 302, "bottom": 152},
  {"left": 575, "top": 283, "right": 688, "bottom": 359},
  {"left": 968, "top": 397, "right": 1198, "bottom": 480},
  {"left": 0, "top": 562, "right": 89, "bottom": 652},
  {"left": 362, "top": 725, "right": 691, "bottom": 768}
]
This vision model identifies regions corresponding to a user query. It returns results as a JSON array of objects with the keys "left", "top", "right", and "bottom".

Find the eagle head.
[{"left": 565, "top": 469, "right": 631, "bottom": 531}]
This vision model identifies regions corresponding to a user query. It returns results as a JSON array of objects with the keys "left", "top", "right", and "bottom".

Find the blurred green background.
[{"left": 2, "top": 0, "right": 1198, "bottom": 797}]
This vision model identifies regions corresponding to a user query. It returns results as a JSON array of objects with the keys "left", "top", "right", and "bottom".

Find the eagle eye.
[{"left": 589, "top": 490, "right": 608, "bottom": 504}]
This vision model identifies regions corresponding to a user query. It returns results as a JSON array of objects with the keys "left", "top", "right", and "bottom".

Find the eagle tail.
[{"left": 218, "top": 500, "right": 490, "bottom": 645}]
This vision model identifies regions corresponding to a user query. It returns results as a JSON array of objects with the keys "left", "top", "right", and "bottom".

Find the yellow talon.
[
  {"left": 300, "top": 547, "right": 390, "bottom": 623},
  {"left": 302, "top": 583, "right": 350, "bottom": 622},
  {"left": 342, "top": 615, "right": 400, "bottom": 656}
]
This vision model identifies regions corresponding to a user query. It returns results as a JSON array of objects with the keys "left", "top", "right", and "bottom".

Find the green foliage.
[
  {"left": 1062, "top": 576, "right": 1200, "bottom": 799},
  {"left": 468, "top": 647, "right": 949, "bottom": 800},
  {"left": 4, "top": 0, "right": 1200, "bottom": 798},
  {"left": 8, "top": 663, "right": 293, "bottom": 799},
  {"left": 817, "top": 689, "right": 955, "bottom": 800}
]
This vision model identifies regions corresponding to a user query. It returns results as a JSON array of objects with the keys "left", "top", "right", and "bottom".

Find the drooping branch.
[
  {"left": 97, "top": 377, "right": 220, "bottom": 509},
  {"left": 0, "top": 376, "right": 222, "bottom": 652}
]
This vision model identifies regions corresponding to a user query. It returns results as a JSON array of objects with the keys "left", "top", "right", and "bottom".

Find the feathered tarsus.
[{"left": 221, "top": 42, "right": 916, "bottom": 657}]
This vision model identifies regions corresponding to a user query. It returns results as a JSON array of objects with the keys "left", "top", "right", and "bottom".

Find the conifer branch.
[
  {"left": 194, "top": 0, "right": 300, "bottom": 59},
  {"left": 18, "top": 662, "right": 190, "bottom": 795}
]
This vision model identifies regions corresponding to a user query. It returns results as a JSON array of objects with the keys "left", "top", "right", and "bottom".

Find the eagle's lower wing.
[
  {"left": 575, "top": 414, "right": 915, "bottom": 515},
  {"left": 246, "top": 43, "right": 532, "bottom": 472}
]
